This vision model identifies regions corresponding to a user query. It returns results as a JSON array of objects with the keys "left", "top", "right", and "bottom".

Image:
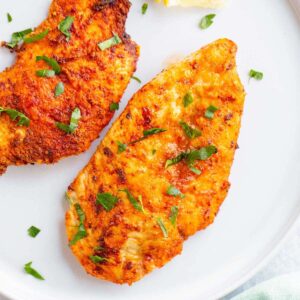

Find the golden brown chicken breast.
[
  {"left": 0, "top": 0, "right": 139, "bottom": 174},
  {"left": 66, "top": 38, "right": 245, "bottom": 284}
]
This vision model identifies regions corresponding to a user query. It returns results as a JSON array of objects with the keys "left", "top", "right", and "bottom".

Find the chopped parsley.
[
  {"left": 205, "top": 105, "right": 218, "bottom": 119},
  {"left": 169, "top": 206, "right": 179, "bottom": 226},
  {"left": 7, "top": 13, "right": 12, "bottom": 23},
  {"left": 179, "top": 121, "right": 201, "bottom": 139},
  {"left": 117, "top": 141, "right": 127, "bottom": 153},
  {"left": 120, "top": 189, "right": 144, "bottom": 212},
  {"left": 96, "top": 193, "right": 118, "bottom": 211},
  {"left": 98, "top": 33, "right": 122, "bottom": 51},
  {"left": 183, "top": 92, "right": 193, "bottom": 107},
  {"left": 141, "top": 3, "right": 148, "bottom": 14},
  {"left": 165, "top": 145, "right": 217, "bottom": 169},
  {"left": 129, "top": 127, "right": 167, "bottom": 144},
  {"left": 0, "top": 107, "right": 30, "bottom": 126},
  {"left": 109, "top": 102, "right": 119, "bottom": 111},
  {"left": 36, "top": 70, "right": 55, "bottom": 78},
  {"left": 24, "top": 29, "right": 49, "bottom": 44},
  {"left": 166, "top": 185, "right": 185, "bottom": 198},
  {"left": 199, "top": 14, "right": 216, "bottom": 30},
  {"left": 56, "top": 107, "right": 81, "bottom": 134},
  {"left": 69, "top": 203, "right": 87, "bottom": 246},
  {"left": 27, "top": 226, "right": 41, "bottom": 238},
  {"left": 55, "top": 82, "right": 64, "bottom": 97},
  {"left": 24, "top": 262, "right": 44, "bottom": 280},
  {"left": 7, "top": 28, "right": 32, "bottom": 48},
  {"left": 132, "top": 76, "right": 141, "bottom": 83},
  {"left": 249, "top": 69, "right": 263, "bottom": 81},
  {"left": 90, "top": 255, "right": 107, "bottom": 264},
  {"left": 36, "top": 56, "right": 61, "bottom": 74},
  {"left": 157, "top": 218, "right": 168, "bottom": 238},
  {"left": 58, "top": 16, "right": 74, "bottom": 41}
]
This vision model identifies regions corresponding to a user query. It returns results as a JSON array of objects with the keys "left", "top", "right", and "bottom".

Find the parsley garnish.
[
  {"left": 117, "top": 141, "right": 127, "bottom": 153},
  {"left": 7, "top": 28, "right": 32, "bottom": 48},
  {"left": 7, "top": 13, "right": 12, "bottom": 23},
  {"left": 157, "top": 218, "right": 168, "bottom": 238},
  {"left": 132, "top": 76, "right": 141, "bottom": 83},
  {"left": 110, "top": 102, "right": 119, "bottom": 111},
  {"left": 120, "top": 189, "right": 143, "bottom": 212},
  {"left": 36, "top": 56, "right": 61, "bottom": 74},
  {"left": 24, "top": 29, "right": 49, "bottom": 44},
  {"left": 179, "top": 121, "right": 201, "bottom": 139},
  {"left": 205, "top": 105, "right": 218, "bottom": 119},
  {"left": 96, "top": 193, "right": 118, "bottom": 211},
  {"left": 90, "top": 255, "right": 107, "bottom": 264},
  {"left": 130, "top": 128, "right": 167, "bottom": 144},
  {"left": 58, "top": 16, "right": 74, "bottom": 41},
  {"left": 24, "top": 262, "right": 44, "bottom": 280},
  {"left": 183, "top": 92, "right": 193, "bottom": 107},
  {"left": 199, "top": 14, "right": 216, "bottom": 30},
  {"left": 165, "top": 146, "right": 217, "bottom": 169},
  {"left": 249, "top": 69, "right": 263, "bottom": 81},
  {"left": 166, "top": 185, "right": 185, "bottom": 198},
  {"left": 36, "top": 70, "right": 55, "bottom": 77},
  {"left": 98, "top": 33, "right": 122, "bottom": 51},
  {"left": 69, "top": 203, "right": 87, "bottom": 246},
  {"left": 142, "top": 3, "right": 148, "bottom": 14},
  {"left": 27, "top": 226, "right": 41, "bottom": 238},
  {"left": 169, "top": 206, "right": 179, "bottom": 226},
  {"left": 55, "top": 82, "right": 64, "bottom": 97},
  {"left": 0, "top": 107, "right": 30, "bottom": 126},
  {"left": 56, "top": 107, "right": 81, "bottom": 134}
]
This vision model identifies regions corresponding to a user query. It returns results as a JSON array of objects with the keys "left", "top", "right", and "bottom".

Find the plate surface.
[{"left": 0, "top": 0, "right": 300, "bottom": 299}]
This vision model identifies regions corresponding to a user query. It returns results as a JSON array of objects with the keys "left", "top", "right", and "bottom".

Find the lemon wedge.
[{"left": 155, "top": 0, "right": 225, "bottom": 8}]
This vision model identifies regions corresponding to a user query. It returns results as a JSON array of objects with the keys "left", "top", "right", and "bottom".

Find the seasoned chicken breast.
[
  {"left": 66, "top": 39, "right": 245, "bottom": 284},
  {"left": 0, "top": 0, "right": 139, "bottom": 174}
]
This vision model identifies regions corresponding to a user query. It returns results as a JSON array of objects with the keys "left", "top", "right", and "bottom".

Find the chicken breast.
[
  {"left": 0, "top": 0, "right": 139, "bottom": 174},
  {"left": 66, "top": 39, "right": 245, "bottom": 284}
]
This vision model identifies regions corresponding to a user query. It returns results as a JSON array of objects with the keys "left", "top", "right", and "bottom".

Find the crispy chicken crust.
[
  {"left": 66, "top": 39, "right": 245, "bottom": 284},
  {"left": 0, "top": 0, "right": 139, "bottom": 174}
]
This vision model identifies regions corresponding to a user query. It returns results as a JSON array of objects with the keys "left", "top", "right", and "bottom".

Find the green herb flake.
[
  {"left": 169, "top": 206, "right": 179, "bottom": 226},
  {"left": 36, "top": 69, "right": 56, "bottom": 78},
  {"left": 56, "top": 107, "right": 81, "bottom": 134},
  {"left": 109, "top": 102, "right": 119, "bottom": 111},
  {"left": 58, "top": 16, "right": 74, "bottom": 41},
  {"left": 36, "top": 56, "right": 61, "bottom": 74},
  {"left": 132, "top": 76, "right": 141, "bottom": 83},
  {"left": 90, "top": 255, "right": 107, "bottom": 264},
  {"left": 96, "top": 193, "right": 118, "bottom": 212},
  {"left": 7, "top": 13, "right": 12, "bottom": 23},
  {"left": 152, "top": 149, "right": 157, "bottom": 155},
  {"left": 55, "top": 82, "right": 64, "bottom": 97},
  {"left": 141, "top": 3, "right": 148, "bottom": 14},
  {"left": 24, "top": 262, "right": 45, "bottom": 280},
  {"left": 0, "top": 107, "right": 30, "bottom": 126},
  {"left": 120, "top": 189, "right": 143, "bottom": 212},
  {"left": 189, "top": 166, "right": 202, "bottom": 175},
  {"left": 157, "top": 218, "right": 168, "bottom": 238},
  {"left": 27, "top": 226, "right": 41, "bottom": 238},
  {"left": 165, "top": 152, "right": 186, "bottom": 168},
  {"left": 69, "top": 203, "right": 87, "bottom": 246},
  {"left": 24, "top": 29, "right": 49, "bottom": 44},
  {"left": 179, "top": 121, "right": 201, "bottom": 139},
  {"left": 249, "top": 69, "right": 263, "bottom": 81},
  {"left": 7, "top": 28, "right": 32, "bottom": 48},
  {"left": 98, "top": 33, "right": 122, "bottom": 51},
  {"left": 204, "top": 105, "right": 218, "bottom": 119},
  {"left": 117, "top": 141, "right": 127, "bottom": 153},
  {"left": 166, "top": 185, "right": 185, "bottom": 198},
  {"left": 199, "top": 14, "right": 216, "bottom": 30},
  {"left": 129, "top": 127, "right": 167, "bottom": 145},
  {"left": 183, "top": 92, "right": 193, "bottom": 107}
]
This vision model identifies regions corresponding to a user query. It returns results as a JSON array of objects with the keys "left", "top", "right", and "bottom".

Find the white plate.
[{"left": 0, "top": 0, "right": 300, "bottom": 299}]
